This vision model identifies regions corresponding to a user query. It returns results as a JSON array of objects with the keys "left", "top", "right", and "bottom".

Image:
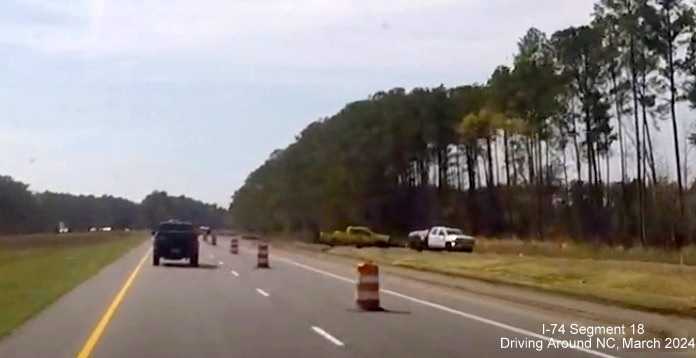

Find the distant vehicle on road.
[
  {"left": 100, "top": 227, "right": 112, "bottom": 232},
  {"left": 408, "top": 226, "right": 475, "bottom": 252},
  {"left": 57, "top": 222, "right": 70, "bottom": 234},
  {"left": 89, "top": 227, "right": 97, "bottom": 232},
  {"left": 318, "top": 226, "right": 390, "bottom": 248},
  {"left": 152, "top": 220, "right": 199, "bottom": 267},
  {"left": 198, "top": 226, "right": 212, "bottom": 243}
]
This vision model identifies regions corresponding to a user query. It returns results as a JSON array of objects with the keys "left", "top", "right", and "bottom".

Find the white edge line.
[
  {"left": 275, "top": 256, "right": 618, "bottom": 358},
  {"left": 256, "top": 288, "right": 270, "bottom": 297},
  {"left": 312, "top": 326, "right": 345, "bottom": 347},
  {"left": 231, "top": 270, "right": 239, "bottom": 277}
]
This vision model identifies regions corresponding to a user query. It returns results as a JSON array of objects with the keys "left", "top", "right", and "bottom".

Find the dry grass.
[
  {"left": 0, "top": 231, "right": 147, "bottom": 338},
  {"left": 472, "top": 238, "right": 696, "bottom": 265},
  {"left": 270, "top": 233, "right": 696, "bottom": 315},
  {"left": 273, "top": 231, "right": 696, "bottom": 265},
  {"left": 317, "top": 245, "right": 696, "bottom": 317}
]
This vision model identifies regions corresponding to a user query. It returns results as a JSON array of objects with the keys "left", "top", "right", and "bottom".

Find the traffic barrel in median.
[
  {"left": 356, "top": 262, "right": 380, "bottom": 311},
  {"left": 257, "top": 242, "right": 270, "bottom": 268},
  {"left": 230, "top": 237, "right": 239, "bottom": 254},
  {"left": 212, "top": 234, "right": 217, "bottom": 246}
]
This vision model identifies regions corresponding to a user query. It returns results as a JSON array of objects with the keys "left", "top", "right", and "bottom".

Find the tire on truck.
[{"left": 411, "top": 238, "right": 424, "bottom": 252}]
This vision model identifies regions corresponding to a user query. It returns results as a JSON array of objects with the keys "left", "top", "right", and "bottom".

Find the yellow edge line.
[{"left": 76, "top": 247, "right": 152, "bottom": 358}]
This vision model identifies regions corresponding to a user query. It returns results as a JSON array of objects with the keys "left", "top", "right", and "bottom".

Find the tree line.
[
  {"left": 0, "top": 175, "right": 229, "bottom": 235},
  {"left": 230, "top": 0, "right": 696, "bottom": 248}
]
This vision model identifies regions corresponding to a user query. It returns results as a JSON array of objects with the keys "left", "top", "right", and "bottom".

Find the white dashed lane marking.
[
  {"left": 311, "top": 326, "right": 344, "bottom": 347},
  {"left": 275, "top": 257, "right": 617, "bottom": 358}
]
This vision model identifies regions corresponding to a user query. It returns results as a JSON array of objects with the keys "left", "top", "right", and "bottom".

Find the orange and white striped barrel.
[
  {"left": 356, "top": 262, "right": 380, "bottom": 310},
  {"left": 257, "top": 242, "right": 270, "bottom": 268},
  {"left": 230, "top": 237, "right": 239, "bottom": 254}
]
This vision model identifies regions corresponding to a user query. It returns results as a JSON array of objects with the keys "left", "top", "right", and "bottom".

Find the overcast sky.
[{"left": 1, "top": 0, "right": 691, "bottom": 207}]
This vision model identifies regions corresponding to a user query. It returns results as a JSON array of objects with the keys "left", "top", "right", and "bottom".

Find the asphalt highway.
[{"left": 0, "top": 236, "right": 689, "bottom": 358}]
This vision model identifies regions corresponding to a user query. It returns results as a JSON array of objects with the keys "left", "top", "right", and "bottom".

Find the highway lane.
[
  {"left": 89, "top": 246, "right": 356, "bottom": 358},
  {"left": 210, "top": 241, "right": 547, "bottom": 358},
  {"left": 0, "top": 236, "right": 690, "bottom": 357},
  {"left": 207, "top": 237, "right": 687, "bottom": 358}
]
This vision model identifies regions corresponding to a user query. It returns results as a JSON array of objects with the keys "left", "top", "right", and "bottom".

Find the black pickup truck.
[{"left": 152, "top": 220, "right": 199, "bottom": 267}]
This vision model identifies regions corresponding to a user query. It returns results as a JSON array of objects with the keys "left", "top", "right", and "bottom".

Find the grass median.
[
  {"left": 0, "top": 232, "right": 147, "bottom": 339},
  {"left": 307, "top": 244, "right": 696, "bottom": 317}
]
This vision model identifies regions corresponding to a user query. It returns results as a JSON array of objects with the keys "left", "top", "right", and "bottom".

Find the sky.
[{"left": 0, "top": 0, "right": 692, "bottom": 208}]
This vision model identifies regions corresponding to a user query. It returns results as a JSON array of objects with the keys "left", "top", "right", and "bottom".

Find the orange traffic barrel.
[
  {"left": 230, "top": 237, "right": 239, "bottom": 254},
  {"left": 356, "top": 262, "right": 380, "bottom": 310},
  {"left": 257, "top": 242, "right": 270, "bottom": 268}
]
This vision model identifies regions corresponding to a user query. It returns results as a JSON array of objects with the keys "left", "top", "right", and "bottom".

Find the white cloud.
[
  {"left": 4, "top": 0, "right": 596, "bottom": 71},
  {"left": 0, "top": 127, "right": 96, "bottom": 188},
  {"left": 86, "top": 0, "right": 104, "bottom": 48},
  {"left": 0, "top": 126, "right": 103, "bottom": 150},
  {"left": 0, "top": 0, "right": 599, "bottom": 94}
]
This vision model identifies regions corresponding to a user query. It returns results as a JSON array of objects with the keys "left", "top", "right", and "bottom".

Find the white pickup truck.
[{"left": 408, "top": 226, "right": 475, "bottom": 252}]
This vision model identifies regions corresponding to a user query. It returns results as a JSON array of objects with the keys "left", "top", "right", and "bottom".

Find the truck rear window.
[{"left": 158, "top": 223, "right": 194, "bottom": 232}]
